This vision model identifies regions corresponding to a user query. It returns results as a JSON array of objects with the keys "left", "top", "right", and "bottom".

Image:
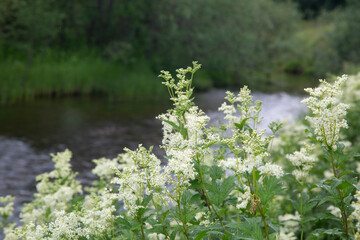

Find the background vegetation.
[{"left": 0, "top": 0, "right": 359, "bottom": 103}]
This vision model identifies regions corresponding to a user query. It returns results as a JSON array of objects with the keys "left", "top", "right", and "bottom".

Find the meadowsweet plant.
[
  {"left": 1, "top": 62, "right": 359, "bottom": 240},
  {"left": 216, "top": 86, "right": 284, "bottom": 239},
  {"left": 301, "top": 75, "right": 357, "bottom": 238}
]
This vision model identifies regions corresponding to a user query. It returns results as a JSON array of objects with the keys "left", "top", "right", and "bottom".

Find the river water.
[{"left": 0, "top": 89, "right": 307, "bottom": 221}]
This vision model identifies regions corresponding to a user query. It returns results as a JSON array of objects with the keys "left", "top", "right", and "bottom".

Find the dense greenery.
[{"left": 0, "top": 0, "right": 360, "bottom": 103}]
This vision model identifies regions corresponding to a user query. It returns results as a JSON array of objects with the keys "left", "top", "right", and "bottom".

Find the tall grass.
[{"left": 0, "top": 51, "right": 169, "bottom": 104}]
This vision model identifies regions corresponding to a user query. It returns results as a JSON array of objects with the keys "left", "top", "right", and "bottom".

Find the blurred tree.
[
  {"left": 0, "top": 0, "right": 62, "bottom": 95},
  {"left": 290, "top": 0, "right": 346, "bottom": 19},
  {"left": 332, "top": 0, "right": 360, "bottom": 63},
  {"left": 147, "top": 0, "right": 300, "bottom": 86}
]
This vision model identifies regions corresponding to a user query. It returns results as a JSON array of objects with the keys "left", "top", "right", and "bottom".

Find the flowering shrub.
[{"left": 1, "top": 62, "right": 359, "bottom": 239}]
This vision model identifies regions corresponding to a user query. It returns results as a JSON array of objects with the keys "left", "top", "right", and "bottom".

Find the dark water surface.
[{"left": 0, "top": 90, "right": 306, "bottom": 222}]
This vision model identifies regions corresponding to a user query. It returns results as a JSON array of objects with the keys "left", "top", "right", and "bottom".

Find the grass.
[
  {"left": 0, "top": 49, "right": 216, "bottom": 104},
  {"left": 0, "top": 50, "right": 171, "bottom": 104}
]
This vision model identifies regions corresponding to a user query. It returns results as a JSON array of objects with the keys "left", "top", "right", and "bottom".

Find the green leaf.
[
  {"left": 303, "top": 212, "right": 340, "bottom": 224},
  {"left": 207, "top": 176, "right": 236, "bottom": 207},
  {"left": 234, "top": 118, "right": 249, "bottom": 131},
  {"left": 161, "top": 119, "right": 180, "bottom": 132},
  {"left": 258, "top": 176, "right": 282, "bottom": 206},
  {"left": 195, "top": 230, "right": 208, "bottom": 240},
  {"left": 115, "top": 217, "right": 132, "bottom": 229},
  {"left": 318, "top": 195, "right": 338, "bottom": 206},
  {"left": 184, "top": 208, "right": 200, "bottom": 223},
  {"left": 181, "top": 190, "right": 194, "bottom": 206},
  {"left": 339, "top": 170, "right": 356, "bottom": 178},
  {"left": 338, "top": 178, "right": 356, "bottom": 197},
  {"left": 310, "top": 228, "right": 344, "bottom": 237},
  {"left": 209, "top": 165, "right": 224, "bottom": 181},
  {"left": 236, "top": 217, "right": 264, "bottom": 240},
  {"left": 170, "top": 228, "right": 180, "bottom": 240},
  {"left": 267, "top": 222, "right": 280, "bottom": 232},
  {"left": 141, "top": 193, "right": 153, "bottom": 207}
]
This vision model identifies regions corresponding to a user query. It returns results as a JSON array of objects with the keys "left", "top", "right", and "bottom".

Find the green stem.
[
  {"left": 330, "top": 150, "right": 349, "bottom": 238},
  {"left": 139, "top": 221, "right": 146, "bottom": 240},
  {"left": 197, "top": 160, "right": 225, "bottom": 228},
  {"left": 258, "top": 204, "right": 270, "bottom": 240},
  {"left": 177, "top": 198, "right": 190, "bottom": 240},
  {"left": 152, "top": 199, "right": 170, "bottom": 238},
  {"left": 252, "top": 168, "right": 258, "bottom": 195},
  {"left": 300, "top": 184, "right": 304, "bottom": 240}
]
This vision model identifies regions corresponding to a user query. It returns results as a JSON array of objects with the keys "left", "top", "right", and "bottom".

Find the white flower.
[
  {"left": 351, "top": 191, "right": 360, "bottom": 235},
  {"left": 278, "top": 211, "right": 300, "bottom": 237},
  {"left": 236, "top": 186, "right": 251, "bottom": 209},
  {"left": 92, "top": 157, "right": 121, "bottom": 180},
  {"left": 258, "top": 162, "right": 284, "bottom": 178},
  {"left": 112, "top": 145, "right": 166, "bottom": 217},
  {"left": 286, "top": 143, "right": 317, "bottom": 181},
  {"left": 301, "top": 75, "right": 349, "bottom": 150},
  {"left": 327, "top": 205, "right": 341, "bottom": 218}
]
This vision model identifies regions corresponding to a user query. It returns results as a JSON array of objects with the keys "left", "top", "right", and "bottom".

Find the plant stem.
[
  {"left": 250, "top": 167, "right": 269, "bottom": 240},
  {"left": 300, "top": 184, "right": 304, "bottom": 240},
  {"left": 140, "top": 222, "right": 146, "bottom": 240},
  {"left": 197, "top": 160, "right": 225, "bottom": 228},
  {"left": 330, "top": 150, "right": 349, "bottom": 238},
  {"left": 152, "top": 199, "right": 170, "bottom": 238},
  {"left": 258, "top": 204, "right": 270, "bottom": 240},
  {"left": 177, "top": 198, "right": 190, "bottom": 240}
]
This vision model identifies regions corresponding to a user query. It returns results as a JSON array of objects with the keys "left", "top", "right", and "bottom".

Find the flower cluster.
[
  {"left": 112, "top": 145, "right": 166, "bottom": 217},
  {"left": 22, "top": 151, "right": 82, "bottom": 224},
  {"left": 158, "top": 62, "right": 212, "bottom": 201},
  {"left": 286, "top": 143, "right": 317, "bottom": 181},
  {"left": 3, "top": 150, "right": 85, "bottom": 239},
  {"left": 278, "top": 212, "right": 300, "bottom": 240},
  {"left": 218, "top": 87, "right": 283, "bottom": 179},
  {"left": 301, "top": 75, "right": 349, "bottom": 150},
  {"left": 217, "top": 86, "right": 283, "bottom": 213}
]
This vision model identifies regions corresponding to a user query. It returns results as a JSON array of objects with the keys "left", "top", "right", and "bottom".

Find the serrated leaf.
[
  {"left": 236, "top": 218, "right": 264, "bottom": 240},
  {"left": 115, "top": 217, "right": 132, "bottom": 229},
  {"left": 184, "top": 208, "right": 200, "bottom": 223},
  {"left": 209, "top": 165, "right": 224, "bottom": 181},
  {"left": 344, "top": 195, "right": 353, "bottom": 205},
  {"left": 207, "top": 176, "right": 236, "bottom": 207},
  {"left": 258, "top": 176, "right": 282, "bottom": 206},
  {"left": 181, "top": 190, "right": 194, "bottom": 206}
]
